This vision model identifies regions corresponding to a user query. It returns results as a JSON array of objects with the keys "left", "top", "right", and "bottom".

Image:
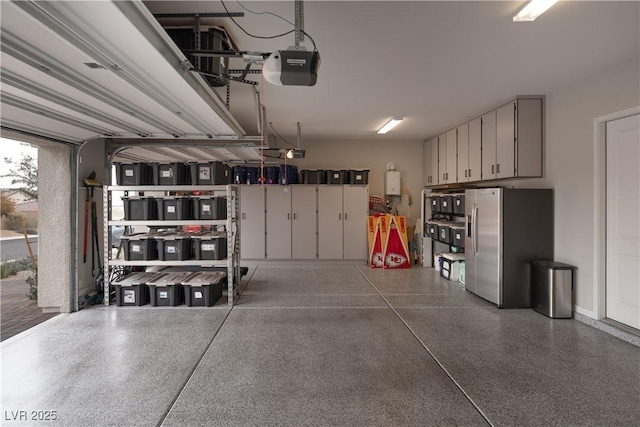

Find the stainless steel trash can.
[{"left": 531, "top": 261, "right": 576, "bottom": 318}]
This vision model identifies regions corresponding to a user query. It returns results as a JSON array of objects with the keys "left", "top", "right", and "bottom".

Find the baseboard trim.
[{"left": 574, "top": 312, "right": 640, "bottom": 348}]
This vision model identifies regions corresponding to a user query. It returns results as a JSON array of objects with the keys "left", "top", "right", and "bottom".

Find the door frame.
[{"left": 592, "top": 106, "right": 640, "bottom": 320}]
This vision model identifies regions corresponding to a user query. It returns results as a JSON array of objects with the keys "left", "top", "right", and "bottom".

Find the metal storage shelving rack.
[
  {"left": 102, "top": 185, "right": 240, "bottom": 306},
  {"left": 422, "top": 189, "right": 466, "bottom": 268}
]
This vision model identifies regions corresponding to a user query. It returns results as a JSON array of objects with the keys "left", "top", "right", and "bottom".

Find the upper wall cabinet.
[
  {"left": 468, "top": 118, "right": 481, "bottom": 182},
  {"left": 426, "top": 95, "right": 544, "bottom": 187},
  {"left": 481, "top": 110, "right": 498, "bottom": 180},
  {"left": 422, "top": 139, "right": 438, "bottom": 186},
  {"left": 457, "top": 122, "right": 480, "bottom": 183},
  {"left": 438, "top": 132, "right": 457, "bottom": 185},
  {"left": 430, "top": 137, "right": 439, "bottom": 185},
  {"left": 423, "top": 138, "right": 438, "bottom": 186},
  {"left": 484, "top": 97, "right": 544, "bottom": 180}
]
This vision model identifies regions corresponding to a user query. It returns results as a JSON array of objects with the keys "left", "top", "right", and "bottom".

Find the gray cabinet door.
[
  {"left": 240, "top": 186, "right": 266, "bottom": 259},
  {"left": 496, "top": 101, "right": 516, "bottom": 179},
  {"left": 318, "top": 186, "right": 344, "bottom": 259},
  {"left": 437, "top": 133, "right": 447, "bottom": 183},
  {"left": 291, "top": 186, "right": 317, "bottom": 259},
  {"left": 266, "top": 185, "right": 292, "bottom": 259},
  {"left": 446, "top": 128, "right": 457, "bottom": 184},
  {"left": 423, "top": 139, "right": 431, "bottom": 186},
  {"left": 343, "top": 186, "right": 368, "bottom": 260},
  {"left": 457, "top": 123, "right": 469, "bottom": 182},
  {"left": 468, "top": 117, "right": 482, "bottom": 182},
  {"left": 481, "top": 110, "right": 497, "bottom": 180},
  {"left": 430, "top": 137, "right": 439, "bottom": 185},
  {"left": 515, "top": 98, "right": 543, "bottom": 177}
]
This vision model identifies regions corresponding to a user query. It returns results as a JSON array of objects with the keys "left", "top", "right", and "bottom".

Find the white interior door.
[{"left": 606, "top": 113, "right": 640, "bottom": 329}]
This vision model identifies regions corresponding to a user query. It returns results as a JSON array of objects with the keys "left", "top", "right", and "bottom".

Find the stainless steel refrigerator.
[{"left": 465, "top": 188, "right": 553, "bottom": 308}]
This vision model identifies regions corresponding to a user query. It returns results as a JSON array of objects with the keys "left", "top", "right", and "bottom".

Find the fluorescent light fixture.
[
  {"left": 513, "top": 0, "right": 559, "bottom": 22},
  {"left": 377, "top": 117, "right": 403, "bottom": 134}
]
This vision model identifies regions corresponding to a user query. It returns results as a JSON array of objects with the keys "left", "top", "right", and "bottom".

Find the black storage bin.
[
  {"left": 430, "top": 196, "right": 441, "bottom": 213},
  {"left": 301, "top": 170, "right": 327, "bottom": 184},
  {"left": 438, "top": 225, "right": 452, "bottom": 244},
  {"left": 190, "top": 161, "right": 226, "bottom": 185},
  {"left": 453, "top": 194, "right": 465, "bottom": 215},
  {"left": 224, "top": 164, "right": 234, "bottom": 184},
  {"left": 327, "top": 170, "right": 349, "bottom": 184},
  {"left": 265, "top": 166, "right": 279, "bottom": 184},
  {"left": 451, "top": 226, "right": 465, "bottom": 248},
  {"left": 114, "top": 162, "right": 154, "bottom": 186},
  {"left": 193, "top": 196, "right": 227, "bottom": 220},
  {"left": 425, "top": 222, "right": 438, "bottom": 238},
  {"left": 155, "top": 233, "right": 192, "bottom": 261},
  {"left": 181, "top": 271, "right": 226, "bottom": 307},
  {"left": 440, "top": 195, "right": 454, "bottom": 213},
  {"left": 246, "top": 167, "right": 260, "bottom": 184},
  {"left": 233, "top": 166, "right": 247, "bottom": 184},
  {"left": 152, "top": 162, "right": 191, "bottom": 185},
  {"left": 121, "top": 233, "right": 157, "bottom": 261},
  {"left": 157, "top": 197, "right": 193, "bottom": 220},
  {"left": 122, "top": 196, "right": 157, "bottom": 220},
  {"left": 112, "top": 272, "right": 159, "bottom": 306},
  {"left": 147, "top": 272, "right": 193, "bottom": 307},
  {"left": 279, "top": 164, "right": 298, "bottom": 184},
  {"left": 192, "top": 232, "right": 228, "bottom": 260},
  {"left": 349, "top": 169, "right": 369, "bottom": 185}
]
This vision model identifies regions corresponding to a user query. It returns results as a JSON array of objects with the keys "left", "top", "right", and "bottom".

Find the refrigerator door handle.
[{"left": 472, "top": 204, "right": 478, "bottom": 255}]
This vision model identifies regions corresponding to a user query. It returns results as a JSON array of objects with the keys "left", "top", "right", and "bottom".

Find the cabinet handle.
[
  {"left": 345, "top": 213, "right": 348, "bottom": 220},
  {"left": 443, "top": 173, "right": 445, "bottom": 180},
  {"left": 339, "top": 213, "right": 342, "bottom": 220},
  {"left": 491, "top": 164, "right": 495, "bottom": 174},
  {"left": 469, "top": 169, "right": 471, "bottom": 178},
  {"left": 464, "top": 169, "right": 467, "bottom": 178},
  {"left": 496, "top": 164, "right": 500, "bottom": 174},
  {"left": 242, "top": 213, "right": 246, "bottom": 220},
  {"left": 287, "top": 213, "right": 291, "bottom": 220},
  {"left": 293, "top": 213, "right": 297, "bottom": 220}
]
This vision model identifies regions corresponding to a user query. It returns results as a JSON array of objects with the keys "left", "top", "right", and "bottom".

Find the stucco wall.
[{"left": 37, "top": 144, "right": 72, "bottom": 312}]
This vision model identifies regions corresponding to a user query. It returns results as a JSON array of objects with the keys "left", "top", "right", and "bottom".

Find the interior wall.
[
  {"left": 289, "top": 139, "right": 423, "bottom": 225},
  {"left": 497, "top": 58, "right": 640, "bottom": 316},
  {"left": 77, "top": 139, "right": 109, "bottom": 302}
]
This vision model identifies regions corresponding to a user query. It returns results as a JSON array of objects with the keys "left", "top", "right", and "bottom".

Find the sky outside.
[{"left": 1, "top": 138, "right": 38, "bottom": 189}]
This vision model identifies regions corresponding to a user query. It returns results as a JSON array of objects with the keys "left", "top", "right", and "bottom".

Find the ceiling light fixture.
[
  {"left": 377, "top": 117, "right": 403, "bottom": 134},
  {"left": 513, "top": 0, "right": 559, "bottom": 22}
]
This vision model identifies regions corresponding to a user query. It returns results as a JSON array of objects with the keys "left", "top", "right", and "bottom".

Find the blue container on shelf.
[
  {"left": 265, "top": 166, "right": 279, "bottom": 184},
  {"left": 279, "top": 164, "right": 298, "bottom": 184},
  {"left": 246, "top": 167, "right": 260, "bottom": 184}
]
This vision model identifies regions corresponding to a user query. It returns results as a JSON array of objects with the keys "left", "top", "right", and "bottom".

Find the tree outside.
[{"left": 2, "top": 152, "right": 38, "bottom": 200}]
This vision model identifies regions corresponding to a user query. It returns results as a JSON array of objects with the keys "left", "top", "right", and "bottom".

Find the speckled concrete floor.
[{"left": 2, "top": 263, "right": 639, "bottom": 427}]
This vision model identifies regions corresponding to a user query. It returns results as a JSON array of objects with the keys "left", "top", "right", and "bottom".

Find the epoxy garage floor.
[{"left": 2, "top": 264, "right": 639, "bottom": 426}]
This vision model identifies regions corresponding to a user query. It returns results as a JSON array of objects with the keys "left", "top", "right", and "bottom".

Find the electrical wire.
[
  {"left": 235, "top": 0, "right": 317, "bottom": 50},
  {"left": 269, "top": 122, "right": 297, "bottom": 148},
  {"left": 220, "top": 0, "right": 317, "bottom": 51}
]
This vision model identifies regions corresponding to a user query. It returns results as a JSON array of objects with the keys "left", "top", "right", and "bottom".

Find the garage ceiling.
[{"left": 1, "top": 1, "right": 639, "bottom": 161}]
